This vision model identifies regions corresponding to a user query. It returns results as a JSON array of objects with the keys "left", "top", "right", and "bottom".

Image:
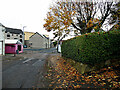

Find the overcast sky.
[
  {"left": 0, "top": 0, "right": 117, "bottom": 39},
  {"left": 0, "top": 0, "right": 55, "bottom": 39}
]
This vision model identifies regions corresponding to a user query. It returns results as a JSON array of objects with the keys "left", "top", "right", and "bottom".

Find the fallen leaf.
[{"left": 49, "top": 84, "right": 52, "bottom": 87}]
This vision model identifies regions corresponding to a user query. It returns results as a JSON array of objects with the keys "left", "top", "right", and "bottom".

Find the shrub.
[
  {"left": 61, "top": 30, "right": 120, "bottom": 65},
  {"left": 53, "top": 41, "right": 57, "bottom": 47}
]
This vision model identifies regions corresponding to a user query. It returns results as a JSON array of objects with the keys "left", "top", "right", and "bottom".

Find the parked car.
[{"left": 23, "top": 45, "right": 27, "bottom": 48}]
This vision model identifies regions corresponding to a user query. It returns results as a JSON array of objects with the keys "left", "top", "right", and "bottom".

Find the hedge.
[{"left": 61, "top": 30, "right": 120, "bottom": 65}]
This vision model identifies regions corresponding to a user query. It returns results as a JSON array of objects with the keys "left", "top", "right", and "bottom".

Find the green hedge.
[{"left": 61, "top": 30, "right": 120, "bottom": 65}]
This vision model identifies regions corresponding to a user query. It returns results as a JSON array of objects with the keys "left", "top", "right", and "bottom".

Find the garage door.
[{"left": 0, "top": 41, "right": 3, "bottom": 55}]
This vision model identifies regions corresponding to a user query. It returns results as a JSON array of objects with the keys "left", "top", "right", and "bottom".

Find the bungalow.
[
  {"left": 29, "top": 32, "right": 50, "bottom": 49},
  {"left": 5, "top": 39, "right": 23, "bottom": 54},
  {"left": 0, "top": 23, "right": 6, "bottom": 55}
]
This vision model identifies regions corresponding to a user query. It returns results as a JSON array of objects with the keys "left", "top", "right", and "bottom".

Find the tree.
[
  {"left": 43, "top": 0, "right": 114, "bottom": 41},
  {"left": 109, "top": 1, "right": 120, "bottom": 29}
]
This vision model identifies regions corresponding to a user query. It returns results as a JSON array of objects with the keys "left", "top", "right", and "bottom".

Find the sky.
[
  {"left": 0, "top": 0, "right": 117, "bottom": 40},
  {"left": 0, "top": 0, "right": 55, "bottom": 39}
]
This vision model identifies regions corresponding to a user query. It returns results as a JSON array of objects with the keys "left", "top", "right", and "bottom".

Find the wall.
[
  {"left": 5, "top": 44, "right": 23, "bottom": 54},
  {"left": 0, "top": 25, "right": 5, "bottom": 55},
  {"left": 24, "top": 32, "right": 34, "bottom": 40},
  {"left": 4, "top": 32, "right": 24, "bottom": 44},
  {"left": 0, "top": 41, "right": 3, "bottom": 55},
  {"left": 24, "top": 40, "right": 29, "bottom": 47},
  {"left": 29, "top": 34, "right": 47, "bottom": 48},
  {"left": 5, "top": 44, "right": 16, "bottom": 54},
  {"left": 43, "top": 38, "right": 49, "bottom": 48}
]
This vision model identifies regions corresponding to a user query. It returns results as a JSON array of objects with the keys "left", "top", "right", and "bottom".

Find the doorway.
[{"left": 18, "top": 45, "right": 21, "bottom": 51}]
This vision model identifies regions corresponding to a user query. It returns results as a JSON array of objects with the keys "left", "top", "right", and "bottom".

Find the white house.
[
  {"left": 0, "top": 23, "right": 6, "bottom": 55},
  {"left": 4, "top": 27, "right": 24, "bottom": 45}
]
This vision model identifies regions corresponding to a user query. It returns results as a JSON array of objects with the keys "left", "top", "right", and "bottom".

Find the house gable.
[
  {"left": 29, "top": 32, "right": 44, "bottom": 39},
  {"left": 29, "top": 32, "right": 49, "bottom": 48},
  {"left": 24, "top": 31, "right": 35, "bottom": 40}
]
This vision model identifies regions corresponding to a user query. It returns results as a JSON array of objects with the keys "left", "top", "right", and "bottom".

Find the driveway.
[{"left": 2, "top": 48, "right": 57, "bottom": 88}]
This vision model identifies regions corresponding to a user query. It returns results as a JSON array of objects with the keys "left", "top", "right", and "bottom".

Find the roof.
[
  {"left": 0, "top": 23, "right": 5, "bottom": 27},
  {"left": 24, "top": 31, "right": 35, "bottom": 34},
  {"left": 0, "top": 23, "right": 6, "bottom": 32},
  {"left": 5, "top": 39, "right": 22, "bottom": 44},
  {"left": 30, "top": 32, "right": 45, "bottom": 38},
  {"left": 5, "top": 27, "right": 24, "bottom": 34},
  {"left": 43, "top": 35, "right": 49, "bottom": 39}
]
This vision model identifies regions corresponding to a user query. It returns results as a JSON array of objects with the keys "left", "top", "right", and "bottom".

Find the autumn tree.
[
  {"left": 109, "top": 1, "right": 120, "bottom": 29},
  {"left": 44, "top": 0, "right": 114, "bottom": 41}
]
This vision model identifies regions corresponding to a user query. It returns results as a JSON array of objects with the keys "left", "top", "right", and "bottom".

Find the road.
[{"left": 2, "top": 48, "right": 57, "bottom": 88}]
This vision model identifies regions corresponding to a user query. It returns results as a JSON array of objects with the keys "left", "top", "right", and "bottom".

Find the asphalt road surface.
[{"left": 2, "top": 48, "right": 57, "bottom": 88}]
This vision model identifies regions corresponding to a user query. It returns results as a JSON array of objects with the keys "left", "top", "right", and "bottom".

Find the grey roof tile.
[{"left": 5, "top": 27, "right": 24, "bottom": 34}]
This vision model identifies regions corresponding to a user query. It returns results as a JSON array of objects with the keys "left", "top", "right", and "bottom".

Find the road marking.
[
  {"left": 32, "top": 60, "right": 42, "bottom": 66},
  {"left": 23, "top": 58, "right": 34, "bottom": 63}
]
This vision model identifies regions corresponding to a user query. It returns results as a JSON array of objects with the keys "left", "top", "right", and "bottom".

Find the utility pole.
[{"left": 22, "top": 26, "right": 26, "bottom": 45}]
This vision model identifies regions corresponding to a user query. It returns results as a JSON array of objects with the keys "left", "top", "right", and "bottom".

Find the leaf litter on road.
[{"left": 45, "top": 57, "right": 120, "bottom": 89}]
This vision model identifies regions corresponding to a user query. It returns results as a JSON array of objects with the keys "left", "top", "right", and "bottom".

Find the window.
[
  {"left": 7, "top": 34, "right": 10, "bottom": 37},
  {"left": 7, "top": 38, "right": 10, "bottom": 39},
  {"left": 14, "top": 38, "right": 18, "bottom": 39},
  {"left": 20, "top": 35, "right": 22, "bottom": 38},
  {"left": 20, "top": 39, "right": 22, "bottom": 43}
]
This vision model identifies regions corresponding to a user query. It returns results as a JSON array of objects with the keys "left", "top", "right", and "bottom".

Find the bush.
[
  {"left": 53, "top": 41, "right": 57, "bottom": 47},
  {"left": 61, "top": 30, "right": 120, "bottom": 65}
]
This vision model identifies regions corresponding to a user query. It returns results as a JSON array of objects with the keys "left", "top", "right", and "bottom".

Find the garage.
[{"left": 5, "top": 39, "right": 23, "bottom": 54}]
